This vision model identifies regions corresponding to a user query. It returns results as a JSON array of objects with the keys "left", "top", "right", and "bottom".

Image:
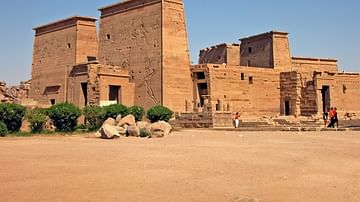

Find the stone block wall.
[
  {"left": 30, "top": 17, "right": 98, "bottom": 106},
  {"left": 199, "top": 43, "right": 240, "bottom": 66}
]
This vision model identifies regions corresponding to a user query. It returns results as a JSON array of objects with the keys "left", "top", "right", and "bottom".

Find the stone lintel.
[{"left": 33, "top": 16, "right": 97, "bottom": 36}]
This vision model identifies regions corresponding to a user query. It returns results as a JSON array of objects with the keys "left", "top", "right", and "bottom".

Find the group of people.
[{"left": 323, "top": 107, "right": 339, "bottom": 128}]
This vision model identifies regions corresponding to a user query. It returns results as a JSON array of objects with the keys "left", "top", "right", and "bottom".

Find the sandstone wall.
[
  {"left": 292, "top": 57, "right": 338, "bottom": 75},
  {"left": 0, "top": 81, "right": 31, "bottom": 103},
  {"left": 98, "top": 0, "right": 163, "bottom": 109},
  {"left": 99, "top": 0, "right": 192, "bottom": 112},
  {"left": 30, "top": 17, "right": 97, "bottom": 106},
  {"left": 192, "top": 64, "right": 280, "bottom": 116},
  {"left": 162, "top": 0, "right": 193, "bottom": 112},
  {"left": 315, "top": 72, "right": 360, "bottom": 117}
]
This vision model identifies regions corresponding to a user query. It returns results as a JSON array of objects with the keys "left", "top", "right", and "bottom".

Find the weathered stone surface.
[
  {"left": 117, "top": 115, "right": 136, "bottom": 127},
  {"left": 137, "top": 121, "right": 151, "bottom": 130},
  {"left": 115, "top": 115, "right": 122, "bottom": 124},
  {"left": 0, "top": 80, "right": 31, "bottom": 103},
  {"left": 112, "top": 126, "right": 127, "bottom": 136},
  {"left": 20, "top": 119, "right": 31, "bottom": 133},
  {"left": 126, "top": 124, "right": 140, "bottom": 137},
  {"left": 99, "top": 124, "right": 120, "bottom": 139},
  {"left": 150, "top": 121, "right": 172, "bottom": 138},
  {"left": 103, "top": 118, "right": 116, "bottom": 126}
]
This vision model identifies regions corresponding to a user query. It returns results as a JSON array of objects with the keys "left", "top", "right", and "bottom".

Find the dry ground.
[{"left": 0, "top": 130, "right": 360, "bottom": 202}]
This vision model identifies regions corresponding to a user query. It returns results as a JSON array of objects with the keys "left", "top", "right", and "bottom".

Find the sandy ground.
[{"left": 0, "top": 130, "right": 360, "bottom": 202}]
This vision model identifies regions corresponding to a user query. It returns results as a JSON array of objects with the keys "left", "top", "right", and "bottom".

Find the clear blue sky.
[{"left": 0, "top": 0, "right": 359, "bottom": 85}]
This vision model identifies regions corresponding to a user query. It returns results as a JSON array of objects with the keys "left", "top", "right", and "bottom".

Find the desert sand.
[{"left": 0, "top": 130, "right": 359, "bottom": 202}]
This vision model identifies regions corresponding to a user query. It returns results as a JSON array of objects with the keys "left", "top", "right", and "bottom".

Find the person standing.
[
  {"left": 234, "top": 112, "right": 240, "bottom": 128},
  {"left": 322, "top": 108, "right": 329, "bottom": 128},
  {"left": 334, "top": 107, "right": 339, "bottom": 128}
]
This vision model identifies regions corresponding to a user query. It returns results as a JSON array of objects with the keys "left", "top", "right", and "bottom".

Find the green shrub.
[
  {"left": 146, "top": 105, "right": 174, "bottom": 123},
  {"left": 26, "top": 108, "right": 48, "bottom": 133},
  {"left": 139, "top": 128, "right": 151, "bottom": 138},
  {"left": 0, "top": 121, "right": 8, "bottom": 137},
  {"left": 83, "top": 105, "right": 106, "bottom": 131},
  {"left": 103, "top": 104, "right": 128, "bottom": 119},
  {"left": 128, "top": 106, "right": 145, "bottom": 121},
  {"left": 47, "top": 103, "right": 81, "bottom": 132},
  {"left": 0, "top": 103, "right": 26, "bottom": 132}
]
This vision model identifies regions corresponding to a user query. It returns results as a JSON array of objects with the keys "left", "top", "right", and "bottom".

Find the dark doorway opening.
[
  {"left": 50, "top": 99, "right": 56, "bottom": 105},
  {"left": 81, "top": 83, "right": 88, "bottom": 106},
  {"left": 197, "top": 83, "right": 208, "bottom": 107},
  {"left": 109, "top": 85, "right": 121, "bottom": 103},
  {"left": 284, "top": 100, "right": 290, "bottom": 116},
  {"left": 321, "top": 85, "right": 331, "bottom": 112}
]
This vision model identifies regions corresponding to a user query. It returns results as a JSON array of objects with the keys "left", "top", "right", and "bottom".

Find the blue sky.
[{"left": 0, "top": 0, "right": 359, "bottom": 85}]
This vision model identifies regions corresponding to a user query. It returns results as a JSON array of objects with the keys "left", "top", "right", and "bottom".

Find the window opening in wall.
[
  {"left": 50, "top": 99, "right": 56, "bottom": 105},
  {"left": 248, "top": 47, "right": 252, "bottom": 53},
  {"left": 249, "top": 76, "right": 253, "bottom": 84},
  {"left": 218, "top": 56, "right": 221, "bottom": 59},
  {"left": 87, "top": 56, "right": 97, "bottom": 62},
  {"left": 67, "top": 43, "right": 71, "bottom": 49},
  {"left": 106, "top": 34, "right": 111, "bottom": 40},
  {"left": 247, "top": 60, "right": 251, "bottom": 66},
  {"left": 241, "top": 73, "right": 245, "bottom": 80}
]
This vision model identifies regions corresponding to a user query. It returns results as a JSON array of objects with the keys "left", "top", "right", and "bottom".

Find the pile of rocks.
[
  {"left": 99, "top": 114, "right": 172, "bottom": 139},
  {"left": 0, "top": 80, "right": 31, "bottom": 103}
]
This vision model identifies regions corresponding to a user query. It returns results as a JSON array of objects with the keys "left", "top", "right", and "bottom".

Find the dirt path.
[{"left": 0, "top": 130, "right": 360, "bottom": 202}]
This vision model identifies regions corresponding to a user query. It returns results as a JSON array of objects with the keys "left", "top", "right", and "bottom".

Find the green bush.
[
  {"left": 0, "top": 103, "right": 26, "bottom": 132},
  {"left": 146, "top": 105, "right": 174, "bottom": 123},
  {"left": 0, "top": 121, "right": 8, "bottom": 137},
  {"left": 139, "top": 128, "right": 151, "bottom": 138},
  {"left": 103, "top": 104, "right": 128, "bottom": 119},
  {"left": 47, "top": 103, "right": 81, "bottom": 132},
  {"left": 26, "top": 108, "right": 48, "bottom": 133},
  {"left": 128, "top": 106, "right": 145, "bottom": 121},
  {"left": 83, "top": 105, "right": 106, "bottom": 131}
]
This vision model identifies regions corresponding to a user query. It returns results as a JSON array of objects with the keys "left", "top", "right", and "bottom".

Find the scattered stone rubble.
[
  {"left": 0, "top": 80, "right": 31, "bottom": 103},
  {"left": 99, "top": 114, "right": 172, "bottom": 139}
]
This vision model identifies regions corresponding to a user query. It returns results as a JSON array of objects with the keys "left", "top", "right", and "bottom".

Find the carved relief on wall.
[{"left": 144, "top": 57, "right": 159, "bottom": 104}]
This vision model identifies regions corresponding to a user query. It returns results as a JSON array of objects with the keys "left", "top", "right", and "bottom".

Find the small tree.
[
  {"left": 0, "top": 122, "right": 8, "bottom": 137},
  {"left": 83, "top": 105, "right": 106, "bottom": 131},
  {"left": 0, "top": 103, "right": 26, "bottom": 132},
  {"left": 146, "top": 105, "right": 174, "bottom": 123},
  {"left": 128, "top": 106, "right": 145, "bottom": 122},
  {"left": 103, "top": 104, "right": 129, "bottom": 119},
  {"left": 26, "top": 108, "right": 48, "bottom": 133},
  {"left": 47, "top": 103, "right": 81, "bottom": 132}
]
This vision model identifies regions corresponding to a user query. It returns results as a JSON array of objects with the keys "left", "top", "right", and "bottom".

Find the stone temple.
[{"left": 29, "top": 0, "right": 360, "bottom": 126}]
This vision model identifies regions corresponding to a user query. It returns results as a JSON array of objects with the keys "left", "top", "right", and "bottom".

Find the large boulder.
[
  {"left": 103, "top": 118, "right": 116, "bottom": 126},
  {"left": 112, "top": 126, "right": 127, "bottom": 136},
  {"left": 126, "top": 124, "right": 140, "bottom": 137},
  {"left": 137, "top": 121, "right": 151, "bottom": 131},
  {"left": 150, "top": 121, "right": 172, "bottom": 138},
  {"left": 45, "top": 119, "right": 56, "bottom": 132},
  {"left": 117, "top": 114, "right": 136, "bottom": 127},
  {"left": 115, "top": 115, "right": 122, "bottom": 125},
  {"left": 99, "top": 124, "right": 120, "bottom": 139}
]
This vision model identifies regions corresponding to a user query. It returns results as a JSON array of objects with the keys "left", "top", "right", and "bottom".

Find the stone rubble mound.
[
  {"left": 99, "top": 114, "right": 172, "bottom": 139},
  {"left": 0, "top": 80, "right": 31, "bottom": 103}
]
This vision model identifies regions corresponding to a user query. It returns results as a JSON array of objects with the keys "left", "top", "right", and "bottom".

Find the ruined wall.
[
  {"left": 99, "top": 0, "right": 192, "bottom": 112},
  {"left": 98, "top": 0, "right": 163, "bottom": 109},
  {"left": 192, "top": 64, "right": 280, "bottom": 116},
  {"left": 162, "top": 0, "right": 193, "bottom": 112},
  {"left": 0, "top": 81, "right": 31, "bottom": 103},
  {"left": 199, "top": 44, "right": 240, "bottom": 66},
  {"left": 30, "top": 17, "right": 97, "bottom": 106},
  {"left": 280, "top": 72, "right": 300, "bottom": 116}
]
